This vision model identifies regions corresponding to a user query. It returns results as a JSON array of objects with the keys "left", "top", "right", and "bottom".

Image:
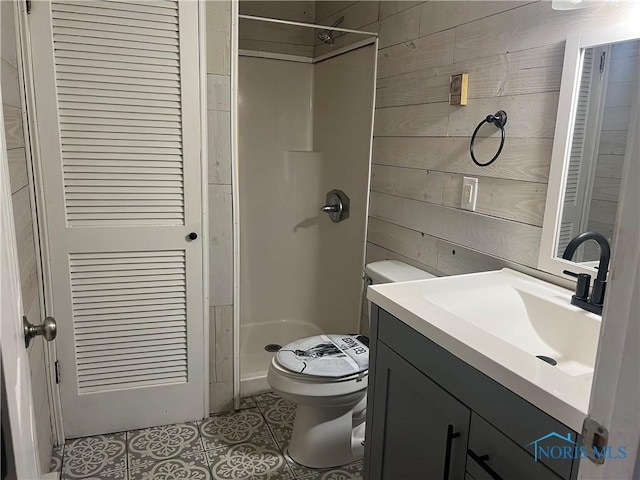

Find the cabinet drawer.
[{"left": 467, "top": 414, "right": 562, "bottom": 480}]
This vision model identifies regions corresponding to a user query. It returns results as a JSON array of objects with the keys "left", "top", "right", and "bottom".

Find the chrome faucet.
[{"left": 562, "top": 231, "right": 611, "bottom": 315}]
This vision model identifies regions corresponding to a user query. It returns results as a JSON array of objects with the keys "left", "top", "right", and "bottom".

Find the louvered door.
[
  {"left": 559, "top": 47, "right": 604, "bottom": 258},
  {"left": 29, "top": 0, "right": 204, "bottom": 437}
]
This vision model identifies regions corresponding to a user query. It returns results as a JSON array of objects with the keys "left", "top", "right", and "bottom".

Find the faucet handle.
[
  {"left": 575, "top": 274, "right": 591, "bottom": 301},
  {"left": 564, "top": 270, "right": 591, "bottom": 300},
  {"left": 591, "top": 279, "right": 606, "bottom": 306}
]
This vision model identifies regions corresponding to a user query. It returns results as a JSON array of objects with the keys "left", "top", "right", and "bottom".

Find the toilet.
[{"left": 267, "top": 260, "right": 435, "bottom": 468}]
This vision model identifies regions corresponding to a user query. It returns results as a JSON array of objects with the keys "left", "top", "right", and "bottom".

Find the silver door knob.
[{"left": 23, "top": 316, "right": 57, "bottom": 348}]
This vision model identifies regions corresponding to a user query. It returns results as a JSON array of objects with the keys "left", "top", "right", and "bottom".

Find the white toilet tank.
[
  {"left": 364, "top": 260, "right": 435, "bottom": 285},
  {"left": 362, "top": 260, "right": 434, "bottom": 336}
]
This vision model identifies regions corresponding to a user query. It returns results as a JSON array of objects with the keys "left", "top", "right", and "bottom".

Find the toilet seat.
[
  {"left": 268, "top": 356, "right": 368, "bottom": 405},
  {"left": 272, "top": 356, "right": 367, "bottom": 384},
  {"left": 275, "top": 334, "right": 369, "bottom": 378}
]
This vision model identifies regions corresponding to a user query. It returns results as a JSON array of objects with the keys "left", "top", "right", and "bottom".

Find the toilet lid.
[{"left": 276, "top": 334, "right": 369, "bottom": 378}]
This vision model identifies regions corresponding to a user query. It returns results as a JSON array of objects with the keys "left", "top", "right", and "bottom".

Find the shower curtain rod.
[{"left": 238, "top": 14, "right": 378, "bottom": 36}]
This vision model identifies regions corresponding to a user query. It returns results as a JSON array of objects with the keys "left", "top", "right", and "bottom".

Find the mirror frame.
[{"left": 538, "top": 24, "right": 639, "bottom": 278}]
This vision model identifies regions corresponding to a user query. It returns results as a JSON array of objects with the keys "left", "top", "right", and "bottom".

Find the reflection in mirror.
[{"left": 557, "top": 39, "right": 638, "bottom": 265}]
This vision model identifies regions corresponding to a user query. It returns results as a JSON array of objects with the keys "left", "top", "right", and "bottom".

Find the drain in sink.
[
  {"left": 536, "top": 355, "right": 557, "bottom": 366},
  {"left": 265, "top": 344, "right": 282, "bottom": 352}
]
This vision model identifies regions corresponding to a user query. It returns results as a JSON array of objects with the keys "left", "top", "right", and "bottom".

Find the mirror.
[{"left": 539, "top": 25, "right": 639, "bottom": 278}]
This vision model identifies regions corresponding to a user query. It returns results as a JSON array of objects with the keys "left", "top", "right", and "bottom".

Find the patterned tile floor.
[{"left": 49, "top": 392, "right": 363, "bottom": 480}]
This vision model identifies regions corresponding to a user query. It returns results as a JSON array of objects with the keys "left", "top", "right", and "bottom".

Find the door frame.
[
  {"left": 0, "top": 46, "right": 41, "bottom": 480},
  {"left": 14, "top": 0, "right": 63, "bottom": 445},
  {"left": 577, "top": 57, "right": 640, "bottom": 479},
  {"left": 15, "top": 0, "right": 211, "bottom": 441},
  {"left": 230, "top": 0, "right": 241, "bottom": 409}
]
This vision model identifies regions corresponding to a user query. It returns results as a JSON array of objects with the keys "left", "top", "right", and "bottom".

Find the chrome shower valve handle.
[{"left": 321, "top": 189, "right": 350, "bottom": 223}]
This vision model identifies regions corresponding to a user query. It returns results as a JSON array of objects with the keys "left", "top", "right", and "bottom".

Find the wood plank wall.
[
  {"left": 206, "top": 1, "right": 235, "bottom": 414},
  {"left": 239, "top": 1, "right": 317, "bottom": 58},
  {"left": 362, "top": 0, "right": 635, "bottom": 279}
]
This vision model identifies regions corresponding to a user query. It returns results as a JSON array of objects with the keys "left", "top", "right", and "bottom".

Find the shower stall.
[{"left": 235, "top": 8, "right": 378, "bottom": 396}]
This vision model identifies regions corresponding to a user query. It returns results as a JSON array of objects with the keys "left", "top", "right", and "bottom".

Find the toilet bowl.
[{"left": 267, "top": 261, "right": 435, "bottom": 469}]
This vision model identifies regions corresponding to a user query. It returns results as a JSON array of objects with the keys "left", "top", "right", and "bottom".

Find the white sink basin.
[{"left": 368, "top": 268, "right": 601, "bottom": 431}]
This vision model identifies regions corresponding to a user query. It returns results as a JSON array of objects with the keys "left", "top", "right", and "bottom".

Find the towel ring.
[{"left": 470, "top": 110, "right": 508, "bottom": 167}]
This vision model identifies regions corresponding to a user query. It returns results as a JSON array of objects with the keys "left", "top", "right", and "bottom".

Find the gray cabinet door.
[{"left": 367, "top": 342, "right": 471, "bottom": 480}]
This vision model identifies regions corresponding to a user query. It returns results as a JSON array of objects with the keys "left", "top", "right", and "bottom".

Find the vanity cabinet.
[
  {"left": 364, "top": 307, "right": 579, "bottom": 480},
  {"left": 367, "top": 342, "right": 470, "bottom": 480}
]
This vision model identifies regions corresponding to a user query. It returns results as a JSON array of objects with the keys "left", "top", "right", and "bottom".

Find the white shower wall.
[{"left": 238, "top": 45, "right": 376, "bottom": 395}]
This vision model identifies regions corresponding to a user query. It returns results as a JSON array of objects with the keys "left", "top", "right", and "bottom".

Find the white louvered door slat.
[
  {"left": 560, "top": 48, "right": 596, "bottom": 257},
  {"left": 30, "top": 0, "right": 204, "bottom": 437}
]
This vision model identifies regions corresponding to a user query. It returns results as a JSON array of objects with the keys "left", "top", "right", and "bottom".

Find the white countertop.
[{"left": 367, "top": 268, "right": 599, "bottom": 432}]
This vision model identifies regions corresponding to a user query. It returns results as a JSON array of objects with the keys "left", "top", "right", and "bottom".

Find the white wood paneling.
[
  {"left": 316, "top": 1, "right": 356, "bottom": 23},
  {"left": 369, "top": 192, "right": 542, "bottom": 267},
  {"left": 207, "top": 0, "right": 231, "bottom": 32},
  {"left": 595, "top": 155, "right": 624, "bottom": 179},
  {"left": 7, "top": 148, "right": 27, "bottom": 194},
  {"left": 240, "top": 1, "right": 315, "bottom": 22},
  {"left": 448, "top": 92, "right": 560, "bottom": 138},
  {"left": 367, "top": 217, "right": 438, "bottom": 268},
  {"left": 591, "top": 177, "right": 622, "bottom": 203},
  {"left": 598, "top": 131, "right": 628, "bottom": 155},
  {"left": 379, "top": 1, "right": 423, "bottom": 20},
  {"left": 1, "top": 59, "right": 21, "bottom": 108},
  {"left": 377, "top": 4, "right": 420, "bottom": 49},
  {"left": 419, "top": 1, "right": 530, "bottom": 39},
  {"left": 209, "top": 380, "right": 233, "bottom": 413},
  {"left": 208, "top": 110, "right": 231, "bottom": 185},
  {"left": 453, "top": 1, "right": 635, "bottom": 64},
  {"left": 3, "top": 105, "right": 23, "bottom": 150},
  {"left": 442, "top": 174, "right": 547, "bottom": 226},
  {"left": 209, "top": 184, "right": 233, "bottom": 306},
  {"left": 370, "top": 164, "right": 444, "bottom": 204},
  {"left": 207, "top": 74, "right": 231, "bottom": 111},
  {"left": 1, "top": 0, "right": 17, "bottom": 67},
  {"left": 11, "top": 187, "right": 38, "bottom": 313},
  {"left": 376, "top": 43, "right": 563, "bottom": 109},
  {"left": 377, "top": 29, "right": 454, "bottom": 79},
  {"left": 373, "top": 136, "right": 553, "bottom": 183},
  {"left": 207, "top": 29, "right": 231, "bottom": 75},
  {"left": 214, "top": 305, "right": 233, "bottom": 382},
  {"left": 435, "top": 240, "right": 508, "bottom": 276},
  {"left": 374, "top": 102, "right": 449, "bottom": 136}
]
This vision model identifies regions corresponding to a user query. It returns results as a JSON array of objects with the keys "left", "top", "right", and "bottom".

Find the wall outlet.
[{"left": 461, "top": 177, "right": 478, "bottom": 211}]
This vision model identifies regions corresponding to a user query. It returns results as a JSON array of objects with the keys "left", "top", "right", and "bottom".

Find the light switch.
[{"left": 461, "top": 177, "right": 478, "bottom": 211}]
